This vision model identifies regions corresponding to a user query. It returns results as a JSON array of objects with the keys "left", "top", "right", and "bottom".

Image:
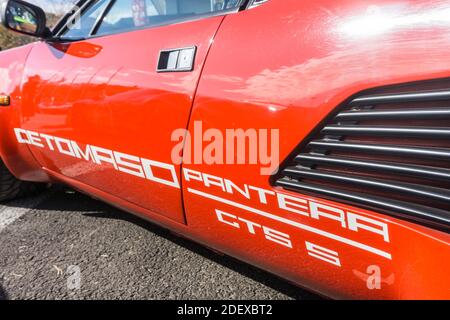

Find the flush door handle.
[{"left": 157, "top": 46, "right": 197, "bottom": 72}]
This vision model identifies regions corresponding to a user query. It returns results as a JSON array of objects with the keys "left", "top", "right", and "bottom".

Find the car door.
[{"left": 20, "top": 0, "right": 245, "bottom": 224}]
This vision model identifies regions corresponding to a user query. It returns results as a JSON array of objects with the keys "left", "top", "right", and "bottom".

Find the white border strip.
[{"left": 188, "top": 188, "right": 392, "bottom": 260}]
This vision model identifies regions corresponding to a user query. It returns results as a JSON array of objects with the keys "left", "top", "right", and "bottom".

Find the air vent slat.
[
  {"left": 309, "top": 140, "right": 450, "bottom": 161},
  {"left": 276, "top": 178, "right": 450, "bottom": 227},
  {"left": 322, "top": 125, "right": 450, "bottom": 139},
  {"left": 283, "top": 167, "right": 450, "bottom": 205},
  {"left": 349, "top": 90, "right": 450, "bottom": 106},
  {"left": 336, "top": 108, "right": 450, "bottom": 121},
  {"left": 295, "top": 154, "right": 450, "bottom": 182},
  {"left": 277, "top": 85, "right": 450, "bottom": 230}
]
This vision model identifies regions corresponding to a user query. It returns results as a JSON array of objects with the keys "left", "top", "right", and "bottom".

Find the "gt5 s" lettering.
[{"left": 215, "top": 209, "right": 293, "bottom": 249}]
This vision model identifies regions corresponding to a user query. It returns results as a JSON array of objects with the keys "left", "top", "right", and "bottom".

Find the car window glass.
[
  {"left": 61, "top": 0, "right": 111, "bottom": 39},
  {"left": 96, "top": 0, "right": 242, "bottom": 36}
]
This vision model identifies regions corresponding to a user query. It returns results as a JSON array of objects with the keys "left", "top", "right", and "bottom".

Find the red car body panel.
[
  {"left": 19, "top": 15, "right": 226, "bottom": 224},
  {"left": 0, "top": 45, "right": 48, "bottom": 181},
  {"left": 0, "top": 0, "right": 449, "bottom": 299}
]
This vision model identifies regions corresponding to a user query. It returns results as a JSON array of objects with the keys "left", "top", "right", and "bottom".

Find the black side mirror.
[{"left": 0, "top": 0, "right": 48, "bottom": 38}]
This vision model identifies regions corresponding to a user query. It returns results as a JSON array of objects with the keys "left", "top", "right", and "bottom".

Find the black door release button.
[{"left": 157, "top": 47, "right": 197, "bottom": 72}]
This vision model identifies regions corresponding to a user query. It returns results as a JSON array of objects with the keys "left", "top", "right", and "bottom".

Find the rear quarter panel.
[{"left": 182, "top": 0, "right": 450, "bottom": 299}]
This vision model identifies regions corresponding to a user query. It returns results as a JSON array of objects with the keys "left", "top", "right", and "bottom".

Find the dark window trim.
[
  {"left": 90, "top": 0, "right": 115, "bottom": 35},
  {"left": 247, "top": 0, "right": 269, "bottom": 9},
  {"left": 91, "top": 5, "right": 240, "bottom": 38},
  {"left": 51, "top": 0, "right": 248, "bottom": 43},
  {"left": 53, "top": 0, "right": 92, "bottom": 37},
  {"left": 51, "top": 0, "right": 88, "bottom": 35}
]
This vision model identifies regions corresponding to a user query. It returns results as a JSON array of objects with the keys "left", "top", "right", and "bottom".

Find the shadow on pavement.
[
  {"left": 2, "top": 185, "right": 95, "bottom": 213},
  {"left": 31, "top": 186, "right": 320, "bottom": 300},
  {"left": 0, "top": 285, "right": 8, "bottom": 300}
]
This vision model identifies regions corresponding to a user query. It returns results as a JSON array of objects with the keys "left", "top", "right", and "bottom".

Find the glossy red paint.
[
  {"left": 19, "top": 15, "right": 225, "bottom": 223},
  {"left": 0, "top": 0, "right": 449, "bottom": 299},
  {"left": 183, "top": 0, "right": 450, "bottom": 299},
  {"left": 0, "top": 45, "right": 49, "bottom": 182}
]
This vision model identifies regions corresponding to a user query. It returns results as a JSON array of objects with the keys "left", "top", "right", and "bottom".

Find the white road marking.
[
  {"left": 188, "top": 188, "right": 392, "bottom": 260},
  {"left": 0, "top": 207, "right": 30, "bottom": 232},
  {"left": 0, "top": 193, "right": 50, "bottom": 233}
]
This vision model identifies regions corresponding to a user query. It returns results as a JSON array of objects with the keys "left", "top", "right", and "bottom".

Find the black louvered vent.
[{"left": 276, "top": 86, "right": 450, "bottom": 230}]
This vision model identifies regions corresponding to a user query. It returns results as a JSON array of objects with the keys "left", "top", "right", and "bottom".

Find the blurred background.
[{"left": 0, "top": 0, "right": 77, "bottom": 50}]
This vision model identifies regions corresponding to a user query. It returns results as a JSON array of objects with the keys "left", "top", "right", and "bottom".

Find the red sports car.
[{"left": 0, "top": 0, "right": 449, "bottom": 299}]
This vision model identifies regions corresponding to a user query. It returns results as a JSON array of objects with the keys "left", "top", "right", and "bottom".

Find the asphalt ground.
[{"left": 0, "top": 186, "right": 320, "bottom": 300}]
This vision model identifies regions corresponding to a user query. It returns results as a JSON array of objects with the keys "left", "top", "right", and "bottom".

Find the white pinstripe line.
[{"left": 188, "top": 188, "right": 392, "bottom": 260}]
